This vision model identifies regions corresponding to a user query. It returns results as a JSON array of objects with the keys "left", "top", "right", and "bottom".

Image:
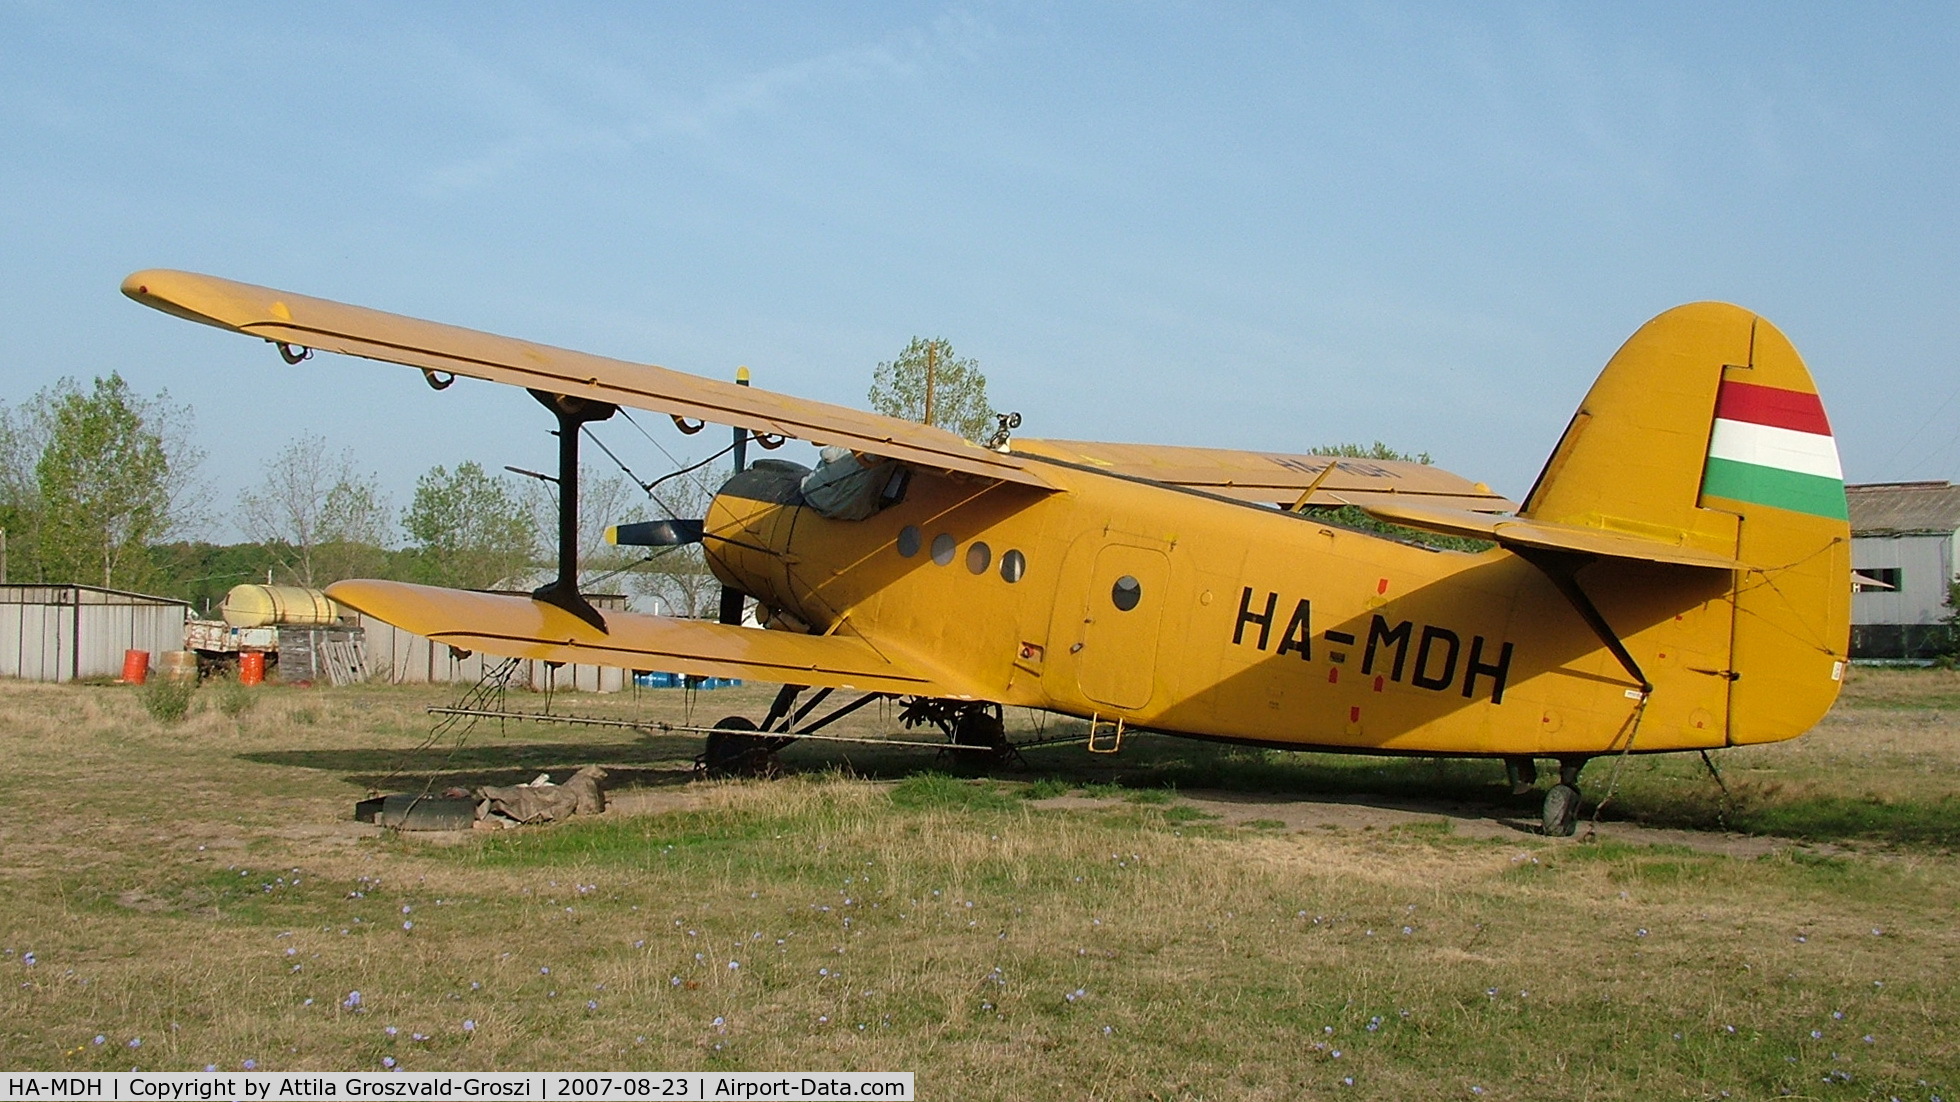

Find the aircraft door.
[{"left": 1075, "top": 544, "right": 1171, "bottom": 711}]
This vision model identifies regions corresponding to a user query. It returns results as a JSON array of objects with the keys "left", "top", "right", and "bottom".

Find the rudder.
[{"left": 1523, "top": 303, "right": 1850, "bottom": 746}]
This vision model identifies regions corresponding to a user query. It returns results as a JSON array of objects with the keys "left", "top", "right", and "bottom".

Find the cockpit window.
[{"left": 802, "top": 446, "right": 908, "bottom": 520}]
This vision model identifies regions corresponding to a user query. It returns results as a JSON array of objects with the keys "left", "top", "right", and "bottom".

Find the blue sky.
[{"left": 3, "top": 3, "right": 1956, "bottom": 537}]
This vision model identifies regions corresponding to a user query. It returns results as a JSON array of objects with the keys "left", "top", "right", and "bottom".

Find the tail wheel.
[
  {"left": 698, "top": 716, "right": 778, "bottom": 778},
  {"left": 1541, "top": 783, "right": 1581, "bottom": 837}
]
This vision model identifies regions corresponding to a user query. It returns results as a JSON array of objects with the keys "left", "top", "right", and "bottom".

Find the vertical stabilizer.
[{"left": 1523, "top": 303, "right": 1849, "bottom": 746}]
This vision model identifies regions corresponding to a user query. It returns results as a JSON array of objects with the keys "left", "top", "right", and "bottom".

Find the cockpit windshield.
[{"left": 801, "top": 446, "right": 911, "bottom": 520}]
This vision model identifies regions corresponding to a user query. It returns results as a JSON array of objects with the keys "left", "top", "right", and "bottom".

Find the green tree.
[
  {"left": 1938, "top": 581, "right": 1960, "bottom": 665},
  {"left": 1303, "top": 441, "right": 1492, "bottom": 553},
  {"left": 868, "top": 337, "right": 995, "bottom": 443},
  {"left": 7, "top": 374, "right": 205, "bottom": 590},
  {"left": 1312, "top": 440, "right": 1434, "bottom": 465},
  {"left": 402, "top": 461, "right": 537, "bottom": 590},
  {"left": 148, "top": 540, "right": 289, "bottom": 616},
  {"left": 0, "top": 399, "right": 43, "bottom": 583},
  {"left": 238, "top": 435, "right": 394, "bottom": 586}
]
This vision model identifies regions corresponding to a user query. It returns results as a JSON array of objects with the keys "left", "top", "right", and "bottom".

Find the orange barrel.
[
  {"left": 122, "top": 649, "right": 150, "bottom": 685},
  {"left": 239, "top": 651, "right": 266, "bottom": 686}
]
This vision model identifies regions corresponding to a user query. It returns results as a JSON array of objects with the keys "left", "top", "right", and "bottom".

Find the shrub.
[
  {"left": 142, "top": 677, "right": 197, "bottom": 723},
  {"left": 215, "top": 673, "right": 257, "bottom": 717}
]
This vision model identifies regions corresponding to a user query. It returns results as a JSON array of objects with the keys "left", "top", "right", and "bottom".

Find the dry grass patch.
[{"left": 0, "top": 675, "right": 1955, "bottom": 1097}]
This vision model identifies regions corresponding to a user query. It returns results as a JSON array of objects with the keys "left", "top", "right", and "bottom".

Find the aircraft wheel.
[
  {"left": 1541, "top": 783, "right": 1581, "bottom": 837},
  {"left": 699, "top": 716, "right": 777, "bottom": 778},
  {"left": 951, "top": 708, "right": 1011, "bottom": 769}
]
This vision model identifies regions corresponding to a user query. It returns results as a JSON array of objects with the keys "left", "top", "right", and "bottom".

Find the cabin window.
[
  {"left": 931, "top": 533, "right": 957, "bottom": 566},
  {"left": 897, "top": 525, "right": 922, "bottom": 558},
  {"left": 1111, "top": 575, "right": 1142, "bottom": 611},
  {"left": 1000, "top": 549, "right": 1026, "bottom": 583},
  {"left": 967, "top": 541, "right": 992, "bottom": 574}
]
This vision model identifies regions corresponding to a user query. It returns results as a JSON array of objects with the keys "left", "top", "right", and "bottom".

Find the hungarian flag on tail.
[{"left": 1700, "top": 380, "right": 1847, "bottom": 520}]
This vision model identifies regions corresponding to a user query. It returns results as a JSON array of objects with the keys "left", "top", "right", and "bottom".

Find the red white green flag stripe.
[{"left": 1700, "top": 380, "right": 1847, "bottom": 520}]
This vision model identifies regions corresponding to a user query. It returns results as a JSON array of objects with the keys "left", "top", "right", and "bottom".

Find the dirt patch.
[
  {"left": 1033, "top": 788, "right": 1832, "bottom": 859},
  {"left": 269, "top": 821, "right": 384, "bottom": 844},
  {"left": 603, "top": 787, "right": 714, "bottom": 818}
]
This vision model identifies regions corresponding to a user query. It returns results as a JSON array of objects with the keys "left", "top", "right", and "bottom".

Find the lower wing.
[{"left": 327, "top": 580, "right": 975, "bottom": 698}]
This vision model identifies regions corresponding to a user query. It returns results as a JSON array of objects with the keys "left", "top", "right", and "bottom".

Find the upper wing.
[
  {"left": 327, "top": 580, "right": 981, "bottom": 698},
  {"left": 1010, "top": 438, "right": 1518, "bottom": 512},
  {"left": 123, "top": 269, "right": 1053, "bottom": 491}
]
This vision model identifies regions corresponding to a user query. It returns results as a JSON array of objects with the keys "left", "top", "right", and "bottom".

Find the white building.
[{"left": 1848, "top": 481, "right": 1960, "bottom": 659}]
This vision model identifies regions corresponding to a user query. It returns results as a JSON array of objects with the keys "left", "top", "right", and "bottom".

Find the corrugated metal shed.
[
  {"left": 1848, "top": 481, "right": 1960, "bottom": 535},
  {"left": 0, "top": 585, "right": 191, "bottom": 682}
]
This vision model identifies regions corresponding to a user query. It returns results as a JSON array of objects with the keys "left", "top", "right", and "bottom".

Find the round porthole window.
[
  {"left": 897, "top": 525, "right": 921, "bottom": 557},
  {"left": 931, "top": 533, "right": 957, "bottom": 566},
  {"left": 1000, "top": 549, "right": 1026, "bottom": 583},
  {"left": 1111, "top": 575, "right": 1142, "bottom": 611},
  {"left": 967, "top": 541, "right": 992, "bottom": 574}
]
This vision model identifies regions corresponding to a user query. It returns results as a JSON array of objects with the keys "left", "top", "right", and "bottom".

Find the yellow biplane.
[{"left": 124, "top": 270, "right": 1850, "bottom": 834}]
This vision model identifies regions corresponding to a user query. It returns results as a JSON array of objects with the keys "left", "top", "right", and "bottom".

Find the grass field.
[{"left": 0, "top": 668, "right": 1954, "bottom": 1098}]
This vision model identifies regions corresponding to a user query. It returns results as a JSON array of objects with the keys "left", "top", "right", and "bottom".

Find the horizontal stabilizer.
[
  {"left": 326, "top": 579, "right": 973, "bottom": 698},
  {"left": 1362, "top": 501, "right": 1744, "bottom": 569}
]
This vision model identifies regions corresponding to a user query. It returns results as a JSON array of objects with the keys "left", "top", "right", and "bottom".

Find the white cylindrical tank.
[{"left": 220, "top": 584, "right": 340, "bottom": 628}]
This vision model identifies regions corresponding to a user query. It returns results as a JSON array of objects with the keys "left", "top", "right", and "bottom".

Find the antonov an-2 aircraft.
[{"left": 124, "top": 270, "right": 1850, "bottom": 834}]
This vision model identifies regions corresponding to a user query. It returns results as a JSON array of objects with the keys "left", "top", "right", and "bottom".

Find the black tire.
[
  {"left": 951, "top": 708, "right": 1011, "bottom": 769},
  {"left": 699, "top": 716, "right": 775, "bottom": 778},
  {"left": 1542, "top": 783, "right": 1581, "bottom": 837}
]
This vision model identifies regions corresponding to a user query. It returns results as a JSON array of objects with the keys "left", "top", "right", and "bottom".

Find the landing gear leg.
[
  {"left": 1541, "top": 757, "right": 1587, "bottom": 837},
  {"left": 1504, "top": 756, "right": 1538, "bottom": 796},
  {"left": 900, "top": 698, "right": 1019, "bottom": 769},
  {"left": 951, "top": 706, "right": 1015, "bottom": 769}
]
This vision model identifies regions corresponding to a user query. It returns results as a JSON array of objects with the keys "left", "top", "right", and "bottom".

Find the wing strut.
[
  {"left": 1515, "top": 548, "right": 1652, "bottom": 695},
  {"left": 530, "top": 389, "right": 618, "bottom": 632},
  {"left": 717, "top": 368, "right": 753, "bottom": 628}
]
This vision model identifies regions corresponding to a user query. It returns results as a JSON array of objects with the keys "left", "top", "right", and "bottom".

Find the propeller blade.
[{"left": 607, "top": 519, "right": 705, "bottom": 547}]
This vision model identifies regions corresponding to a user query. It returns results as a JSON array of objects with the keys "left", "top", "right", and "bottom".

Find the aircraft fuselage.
[{"left": 706, "top": 454, "right": 1817, "bottom": 759}]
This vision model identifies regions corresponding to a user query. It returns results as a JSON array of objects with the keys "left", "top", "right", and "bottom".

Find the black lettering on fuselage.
[
  {"left": 1234, "top": 588, "right": 1277, "bottom": 650},
  {"left": 1228, "top": 589, "right": 1511, "bottom": 704},
  {"left": 1411, "top": 625, "right": 1460, "bottom": 690},
  {"left": 1362, "top": 616, "right": 1412, "bottom": 681},
  {"left": 1275, "top": 600, "right": 1313, "bottom": 660},
  {"left": 1463, "top": 636, "right": 1514, "bottom": 704}
]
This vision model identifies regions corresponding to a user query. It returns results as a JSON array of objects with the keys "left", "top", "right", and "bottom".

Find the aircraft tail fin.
[{"left": 1521, "top": 302, "right": 1851, "bottom": 745}]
